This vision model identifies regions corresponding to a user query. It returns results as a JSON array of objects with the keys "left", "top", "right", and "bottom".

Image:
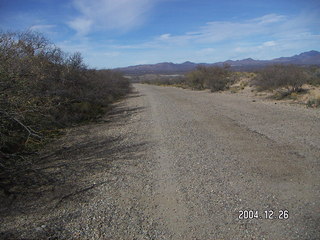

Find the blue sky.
[{"left": 1, "top": 0, "right": 320, "bottom": 68}]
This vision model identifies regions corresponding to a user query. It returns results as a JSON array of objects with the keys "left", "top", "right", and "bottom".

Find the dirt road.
[{"left": 1, "top": 84, "right": 319, "bottom": 239}]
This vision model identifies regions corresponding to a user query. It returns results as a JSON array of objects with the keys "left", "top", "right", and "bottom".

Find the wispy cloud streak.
[{"left": 68, "top": 0, "right": 155, "bottom": 35}]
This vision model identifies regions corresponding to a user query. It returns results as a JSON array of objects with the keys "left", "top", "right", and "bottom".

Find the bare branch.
[{"left": 0, "top": 110, "right": 42, "bottom": 139}]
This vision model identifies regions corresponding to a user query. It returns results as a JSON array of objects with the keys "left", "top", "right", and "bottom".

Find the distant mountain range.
[{"left": 115, "top": 50, "right": 320, "bottom": 75}]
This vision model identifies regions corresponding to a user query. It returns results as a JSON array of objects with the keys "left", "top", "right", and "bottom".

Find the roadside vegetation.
[
  {"left": 0, "top": 30, "right": 130, "bottom": 196},
  {"left": 252, "top": 65, "right": 320, "bottom": 107},
  {"left": 139, "top": 63, "right": 320, "bottom": 108},
  {"left": 140, "top": 64, "right": 235, "bottom": 92},
  {"left": 252, "top": 65, "right": 307, "bottom": 98},
  {"left": 185, "top": 64, "right": 235, "bottom": 91},
  {"left": 139, "top": 74, "right": 185, "bottom": 86}
]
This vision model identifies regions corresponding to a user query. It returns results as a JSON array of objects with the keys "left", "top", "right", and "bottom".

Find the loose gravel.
[{"left": 1, "top": 84, "right": 319, "bottom": 239}]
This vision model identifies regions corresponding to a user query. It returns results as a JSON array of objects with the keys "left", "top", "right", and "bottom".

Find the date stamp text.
[{"left": 238, "top": 210, "right": 289, "bottom": 220}]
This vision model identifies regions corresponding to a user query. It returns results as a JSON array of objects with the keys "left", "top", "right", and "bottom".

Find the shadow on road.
[{"left": 0, "top": 97, "right": 147, "bottom": 239}]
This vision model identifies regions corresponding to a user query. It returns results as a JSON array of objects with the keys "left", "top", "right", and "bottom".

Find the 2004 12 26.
[{"left": 238, "top": 210, "right": 289, "bottom": 220}]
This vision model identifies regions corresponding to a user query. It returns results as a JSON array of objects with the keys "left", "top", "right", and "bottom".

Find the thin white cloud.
[
  {"left": 28, "top": 24, "right": 57, "bottom": 36},
  {"left": 132, "top": 12, "right": 318, "bottom": 50},
  {"left": 68, "top": 18, "right": 93, "bottom": 36},
  {"left": 121, "top": 13, "right": 288, "bottom": 48},
  {"left": 263, "top": 41, "right": 277, "bottom": 47},
  {"left": 102, "top": 51, "right": 121, "bottom": 57},
  {"left": 234, "top": 41, "right": 277, "bottom": 54},
  {"left": 252, "top": 14, "right": 286, "bottom": 24},
  {"left": 189, "top": 14, "right": 287, "bottom": 44},
  {"left": 195, "top": 48, "right": 216, "bottom": 56},
  {"left": 159, "top": 33, "right": 171, "bottom": 40},
  {"left": 108, "top": 13, "right": 290, "bottom": 50},
  {"left": 58, "top": 12, "right": 320, "bottom": 68},
  {"left": 68, "top": 0, "right": 155, "bottom": 35},
  {"left": 29, "top": 24, "right": 56, "bottom": 31}
]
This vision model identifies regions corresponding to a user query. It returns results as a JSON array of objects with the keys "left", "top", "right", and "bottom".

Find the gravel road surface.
[{"left": 1, "top": 84, "right": 319, "bottom": 239}]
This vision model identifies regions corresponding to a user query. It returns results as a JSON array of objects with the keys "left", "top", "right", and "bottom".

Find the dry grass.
[{"left": 226, "top": 72, "right": 320, "bottom": 108}]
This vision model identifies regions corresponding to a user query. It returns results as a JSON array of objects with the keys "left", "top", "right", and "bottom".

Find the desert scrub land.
[
  {"left": 140, "top": 64, "right": 320, "bottom": 108},
  {"left": 249, "top": 64, "right": 320, "bottom": 106},
  {"left": 0, "top": 31, "right": 130, "bottom": 200}
]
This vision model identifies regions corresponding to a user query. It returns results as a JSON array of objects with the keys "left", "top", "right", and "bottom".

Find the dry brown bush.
[
  {"left": 186, "top": 64, "right": 233, "bottom": 91},
  {"left": 0, "top": 30, "right": 130, "bottom": 195},
  {"left": 253, "top": 64, "right": 308, "bottom": 93}
]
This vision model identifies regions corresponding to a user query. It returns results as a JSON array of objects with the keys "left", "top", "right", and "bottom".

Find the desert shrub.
[
  {"left": 0, "top": 30, "right": 130, "bottom": 152},
  {"left": 306, "top": 66, "right": 320, "bottom": 86},
  {"left": 156, "top": 77, "right": 185, "bottom": 86},
  {"left": 186, "top": 67, "right": 206, "bottom": 89},
  {"left": 0, "top": 30, "right": 130, "bottom": 195},
  {"left": 140, "top": 79, "right": 151, "bottom": 84},
  {"left": 139, "top": 74, "right": 185, "bottom": 86},
  {"left": 203, "top": 65, "right": 233, "bottom": 92},
  {"left": 186, "top": 65, "right": 233, "bottom": 91},
  {"left": 307, "top": 97, "right": 320, "bottom": 108},
  {"left": 253, "top": 64, "right": 308, "bottom": 93}
]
